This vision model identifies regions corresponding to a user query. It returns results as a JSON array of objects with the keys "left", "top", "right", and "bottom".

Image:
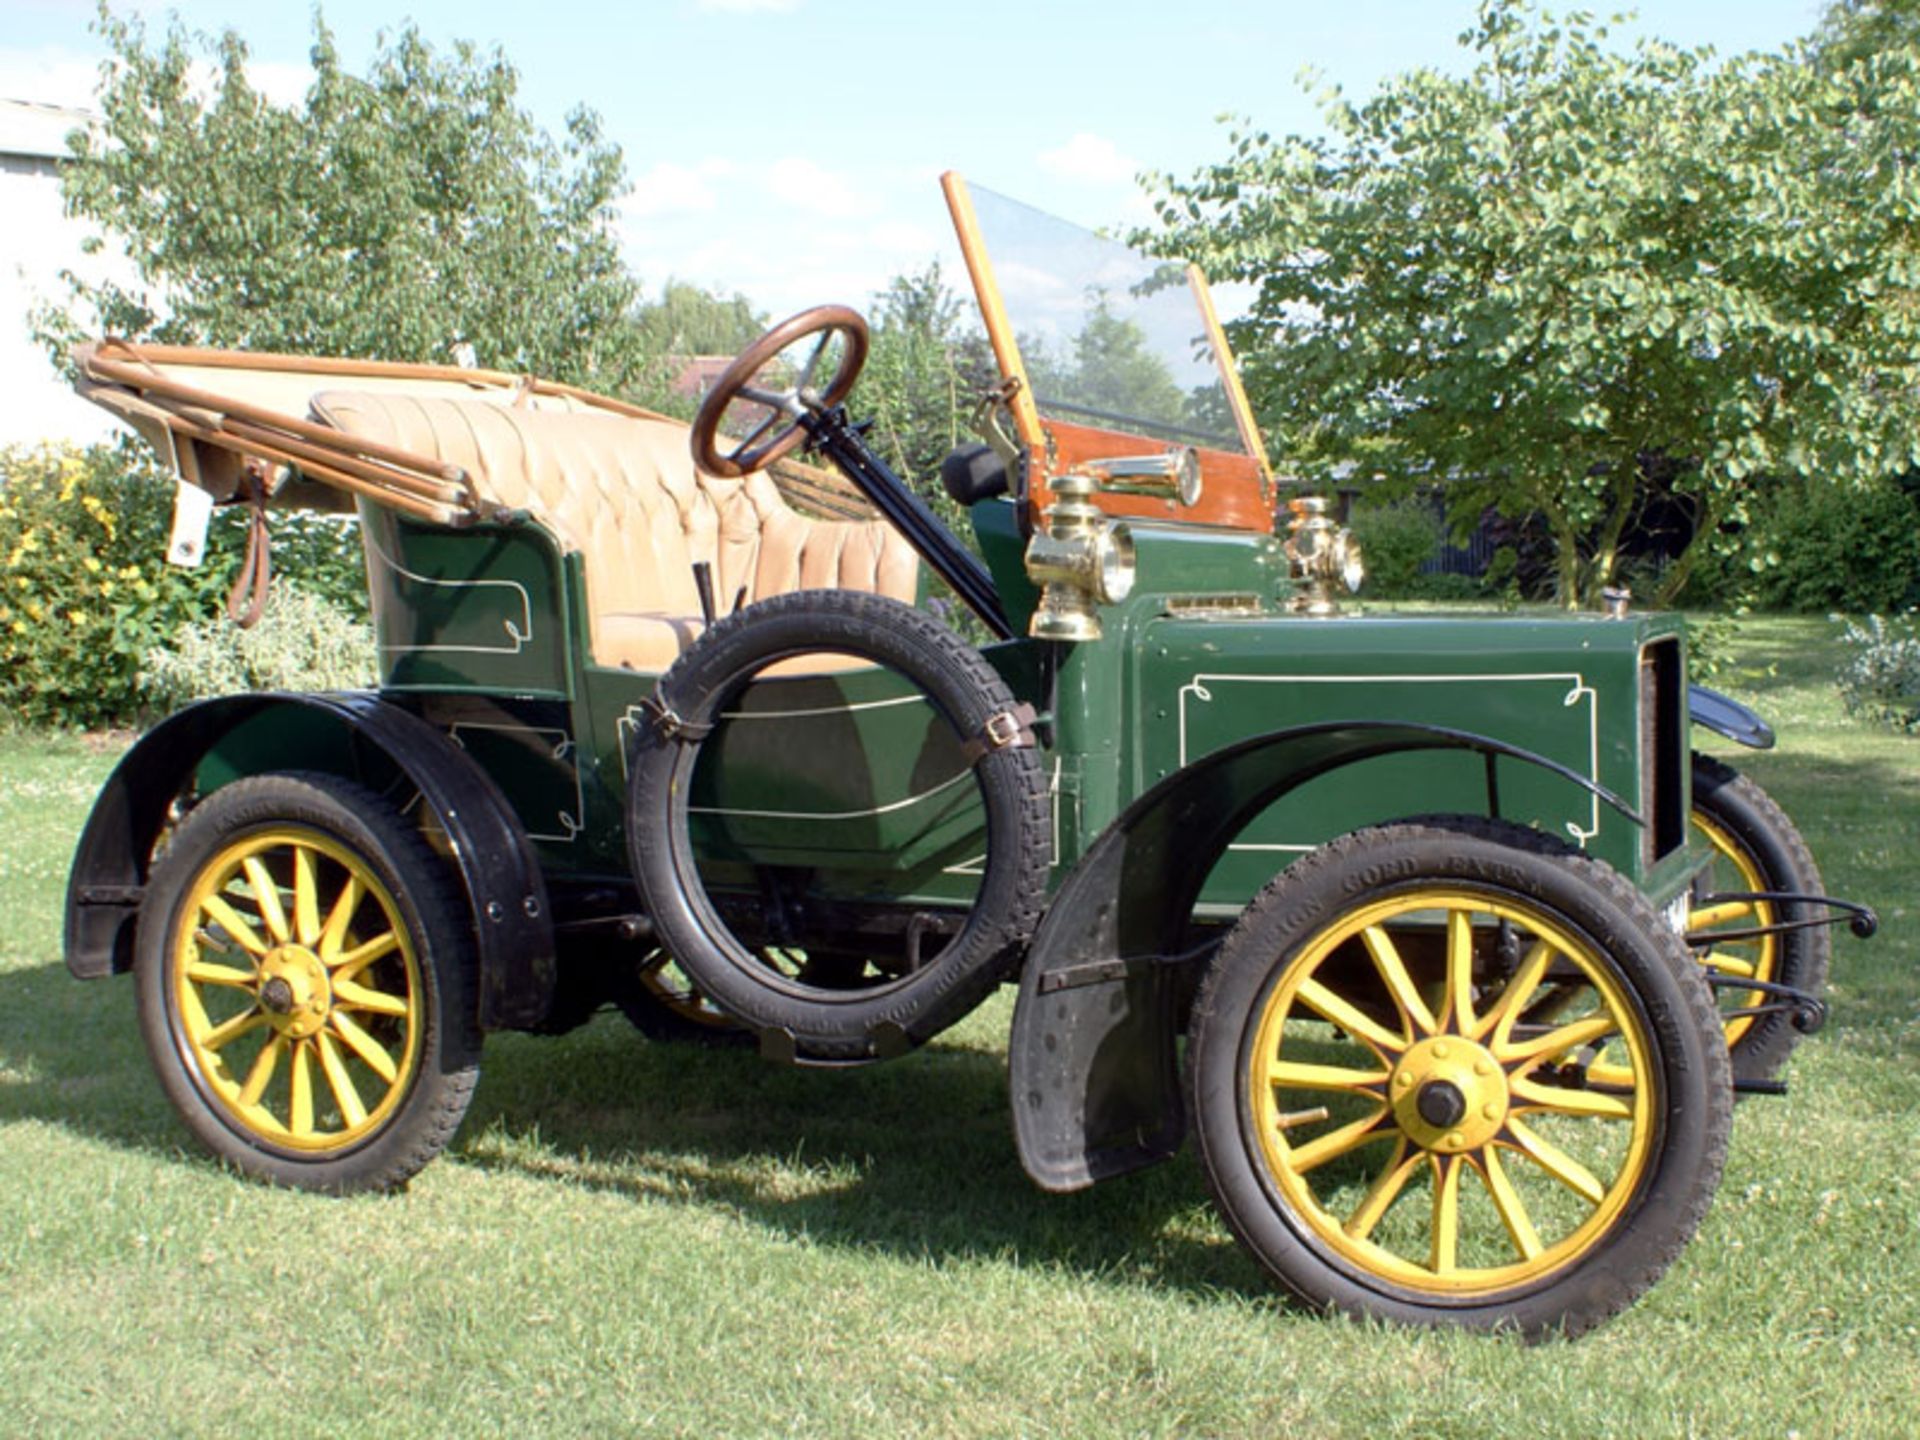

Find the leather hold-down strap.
[
  {"left": 226, "top": 468, "right": 272, "bottom": 629},
  {"left": 639, "top": 691, "right": 715, "bottom": 743},
  {"left": 959, "top": 702, "right": 1038, "bottom": 766}
]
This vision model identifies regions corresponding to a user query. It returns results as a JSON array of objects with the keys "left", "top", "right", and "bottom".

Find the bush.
[
  {"left": 0, "top": 442, "right": 368, "bottom": 729},
  {"left": 1742, "top": 479, "right": 1920, "bottom": 614},
  {"left": 1405, "top": 571, "right": 1486, "bottom": 602},
  {"left": 1835, "top": 612, "right": 1920, "bottom": 733},
  {"left": 1348, "top": 499, "right": 1441, "bottom": 597},
  {"left": 142, "top": 584, "right": 376, "bottom": 710}
]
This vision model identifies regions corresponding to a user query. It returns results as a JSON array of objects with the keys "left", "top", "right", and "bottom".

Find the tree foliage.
[
  {"left": 1147, "top": 0, "right": 1920, "bottom": 605},
  {"left": 632, "top": 281, "right": 767, "bottom": 358},
  {"left": 857, "top": 263, "right": 996, "bottom": 504},
  {"left": 1815, "top": 0, "right": 1920, "bottom": 70},
  {"left": 1021, "top": 297, "right": 1190, "bottom": 436},
  {"left": 48, "top": 6, "right": 649, "bottom": 390}
]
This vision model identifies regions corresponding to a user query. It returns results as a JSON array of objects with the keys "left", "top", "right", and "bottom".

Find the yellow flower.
[
  {"left": 81, "top": 495, "right": 115, "bottom": 539},
  {"left": 9, "top": 620, "right": 23, "bottom": 636},
  {"left": 82, "top": 555, "right": 102, "bottom": 574},
  {"left": 118, "top": 564, "right": 141, "bottom": 579},
  {"left": 67, "top": 609, "right": 84, "bottom": 626}
]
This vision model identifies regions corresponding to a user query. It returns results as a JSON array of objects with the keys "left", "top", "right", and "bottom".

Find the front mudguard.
[
  {"left": 1690, "top": 684, "right": 1774, "bottom": 750},
  {"left": 64, "top": 692, "right": 556, "bottom": 1030},
  {"left": 1008, "top": 721, "right": 1645, "bottom": 1193}
]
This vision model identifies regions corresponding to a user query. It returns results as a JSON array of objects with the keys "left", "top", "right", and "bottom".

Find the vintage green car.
[{"left": 60, "top": 176, "right": 1866, "bottom": 1338}]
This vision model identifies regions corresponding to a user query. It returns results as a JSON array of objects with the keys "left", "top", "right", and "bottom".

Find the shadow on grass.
[
  {"left": 465, "top": 1015, "right": 1270, "bottom": 1300},
  {"left": 0, "top": 960, "right": 1270, "bottom": 1304}
]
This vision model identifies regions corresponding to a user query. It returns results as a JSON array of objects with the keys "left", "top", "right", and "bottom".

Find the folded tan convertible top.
[{"left": 73, "top": 339, "right": 875, "bottom": 525}]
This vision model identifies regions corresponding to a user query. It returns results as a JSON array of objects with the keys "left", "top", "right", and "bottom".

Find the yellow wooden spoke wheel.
[
  {"left": 1189, "top": 818, "right": 1729, "bottom": 1338},
  {"left": 137, "top": 773, "right": 480, "bottom": 1193},
  {"left": 169, "top": 827, "right": 423, "bottom": 1150},
  {"left": 1689, "top": 807, "right": 1777, "bottom": 1047},
  {"left": 1687, "top": 754, "right": 1830, "bottom": 1083}
]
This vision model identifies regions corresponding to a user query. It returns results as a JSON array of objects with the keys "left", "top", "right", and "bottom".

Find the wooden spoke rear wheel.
[{"left": 136, "top": 773, "right": 480, "bottom": 1193}]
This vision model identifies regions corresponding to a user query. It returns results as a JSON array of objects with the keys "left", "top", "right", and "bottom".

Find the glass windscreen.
[{"left": 969, "top": 184, "right": 1248, "bottom": 454}]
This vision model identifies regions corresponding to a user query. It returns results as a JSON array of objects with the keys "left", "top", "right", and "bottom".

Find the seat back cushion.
[{"left": 311, "top": 391, "right": 920, "bottom": 672}]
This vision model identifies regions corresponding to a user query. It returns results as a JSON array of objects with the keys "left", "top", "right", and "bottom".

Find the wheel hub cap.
[
  {"left": 258, "top": 945, "right": 333, "bottom": 1039},
  {"left": 1390, "top": 1036, "right": 1508, "bottom": 1151}
]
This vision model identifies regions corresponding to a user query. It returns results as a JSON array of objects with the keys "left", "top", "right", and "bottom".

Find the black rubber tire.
[
  {"left": 1187, "top": 816, "right": 1731, "bottom": 1340},
  {"left": 1691, "top": 753, "right": 1831, "bottom": 1084},
  {"left": 135, "top": 772, "right": 481, "bottom": 1193},
  {"left": 627, "top": 590, "right": 1050, "bottom": 1061}
]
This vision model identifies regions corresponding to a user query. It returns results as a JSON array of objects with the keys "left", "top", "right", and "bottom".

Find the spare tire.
[{"left": 627, "top": 591, "right": 1051, "bottom": 1061}]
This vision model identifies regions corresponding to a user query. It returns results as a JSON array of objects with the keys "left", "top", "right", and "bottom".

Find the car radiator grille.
[{"left": 1639, "top": 638, "right": 1687, "bottom": 868}]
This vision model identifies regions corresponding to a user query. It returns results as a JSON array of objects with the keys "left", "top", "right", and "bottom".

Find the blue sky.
[{"left": 3, "top": 0, "right": 1831, "bottom": 318}]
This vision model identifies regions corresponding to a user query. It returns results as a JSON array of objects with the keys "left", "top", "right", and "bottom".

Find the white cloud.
[
  {"left": 695, "top": 0, "right": 801, "bottom": 13},
  {"left": 1036, "top": 132, "right": 1138, "bottom": 186},
  {"left": 765, "top": 156, "right": 879, "bottom": 218},
  {"left": 623, "top": 160, "right": 725, "bottom": 218},
  {"left": 245, "top": 60, "right": 314, "bottom": 109}
]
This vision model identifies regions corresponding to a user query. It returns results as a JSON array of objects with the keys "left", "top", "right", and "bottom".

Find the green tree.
[
  {"left": 633, "top": 281, "right": 766, "bottom": 357},
  {"left": 1148, "top": 0, "right": 1920, "bottom": 606},
  {"left": 46, "top": 6, "right": 648, "bottom": 390},
  {"left": 857, "top": 263, "right": 996, "bottom": 506},
  {"left": 1815, "top": 0, "right": 1920, "bottom": 69},
  {"left": 1066, "top": 298, "right": 1189, "bottom": 432}
]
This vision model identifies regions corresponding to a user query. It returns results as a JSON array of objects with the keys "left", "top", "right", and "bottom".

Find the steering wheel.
[{"left": 691, "top": 305, "right": 870, "bottom": 477}]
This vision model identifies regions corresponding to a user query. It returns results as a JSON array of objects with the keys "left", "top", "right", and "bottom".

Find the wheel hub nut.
[
  {"left": 1416, "top": 1079, "right": 1468, "bottom": 1129},
  {"left": 1390, "top": 1035, "right": 1510, "bottom": 1152},
  {"left": 257, "top": 947, "right": 333, "bottom": 1038}
]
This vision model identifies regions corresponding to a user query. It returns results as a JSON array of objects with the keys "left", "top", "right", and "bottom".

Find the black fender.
[
  {"left": 64, "top": 692, "right": 555, "bottom": 1030},
  {"left": 1690, "top": 683, "right": 1775, "bottom": 750},
  {"left": 1008, "top": 721, "right": 1644, "bottom": 1193}
]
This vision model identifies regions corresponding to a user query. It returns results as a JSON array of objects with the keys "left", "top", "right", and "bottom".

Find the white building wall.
[{"left": 0, "top": 100, "right": 123, "bottom": 448}]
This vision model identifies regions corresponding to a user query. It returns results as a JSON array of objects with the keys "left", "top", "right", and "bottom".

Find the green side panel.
[
  {"left": 567, "top": 635, "right": 1046, "bottom": 901},
  {"left": 686, "top": 668, "right": 987, "bottom": 871},
  {"left": 360, "top": 504, "right": 571, "bottom": 697},
  {"left": 1128, "top": 611, "right": 1678, "bottom": 904},
  {"left": 436, "top": 704, "right": 587, "bottom": 855},
  {"left": 971, "top": 498, "right": 1040, "bottom": 629}
]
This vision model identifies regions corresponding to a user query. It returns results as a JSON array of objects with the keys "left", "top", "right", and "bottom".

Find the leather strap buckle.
[{"left": 960, "top": 702, "right": 1038, "bottom": 765}]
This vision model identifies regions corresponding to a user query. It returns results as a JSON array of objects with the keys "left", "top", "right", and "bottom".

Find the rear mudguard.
[
  {"left": 64, "top": 692, "right": 555, "bottom": 1030},
  {"left": 1690, "top": 684, "right": 1774, "bottom": 750},
  {"left": 1008, "top": 721, "right": 1644, "bottom": 1192}
]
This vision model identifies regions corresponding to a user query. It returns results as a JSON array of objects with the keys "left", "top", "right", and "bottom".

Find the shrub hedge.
[{"left": 0, "top": 443, "right": 366, "bottom": 729}]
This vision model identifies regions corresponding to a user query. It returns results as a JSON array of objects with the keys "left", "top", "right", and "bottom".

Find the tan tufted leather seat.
[{"left": 310, "top": 391, "right": 920, "bottom": 672}]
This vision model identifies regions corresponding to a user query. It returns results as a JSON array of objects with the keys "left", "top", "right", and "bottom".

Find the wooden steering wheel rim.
[{"left": 690, "top": 305, "right": 870, "bottom": 477}]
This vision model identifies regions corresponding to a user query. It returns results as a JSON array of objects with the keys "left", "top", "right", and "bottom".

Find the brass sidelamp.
[
  {"left": 1025, "top": 470, "right": 1137, "bottom": 642},
  {"left": 1283, "top": 496, "right": 1365, "bottom": 616}
]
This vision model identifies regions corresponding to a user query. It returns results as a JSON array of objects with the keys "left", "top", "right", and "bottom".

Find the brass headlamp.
[
  {"left": 1284, "top": 496, "right": 1365, "bottom": 616},
  {"left": 1025, "top": 470, "right": 1137, "bottom": 642}
]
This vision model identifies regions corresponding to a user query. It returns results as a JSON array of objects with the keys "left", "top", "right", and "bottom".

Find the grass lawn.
[{"left": 1, "top": 615, "right": 1914, "bottom": 1438}]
